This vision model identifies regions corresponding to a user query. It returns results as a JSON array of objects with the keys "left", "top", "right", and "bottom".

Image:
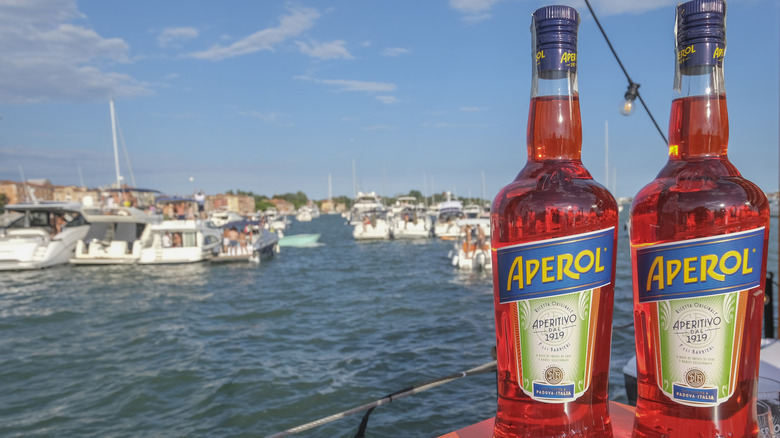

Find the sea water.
[{"left": 0, "top": 212, "right": 776, "bottom": 437}]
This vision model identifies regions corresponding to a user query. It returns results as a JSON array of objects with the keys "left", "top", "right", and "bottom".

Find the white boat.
[
  {"left": 449, "top": 218, "right": 491, "bottom": 270},
  {"left": 0, "top": 202, "right": 90, "bottom": 270},
  {"left": 353, "top": 209, "right": 391, "bottom": 240},
  {"left": 391, "top": 202, "right": 432, "bottom": 239},
  {"left": 264, "top": 207, "right": 290, "bottom": 232},
  {"left": 296, "top": 206, "right": 313, "bottom": 222},
  {"left": 434, "top": 199, "right": 465, "bottom": 240},
  {"left": 348, "top": 191, "right": 384, "bottom": 225},
  {"left": 71, "top": 204, "right": 159, "bottom": 265},
  {"left": 208, "top": 210, "right": 245, "bottom": 228},
  {"left": 211, "top": 220, "right": 279, "bottom": 264},
  {"left": 137, "top": 219, "right": 222, "bottom": 264},
  {"left": 462, "top": 204, "right": 483, "bottom": 219}
]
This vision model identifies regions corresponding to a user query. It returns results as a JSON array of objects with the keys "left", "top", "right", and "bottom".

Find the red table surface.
[{"left": 439, "top": 401, "right": 636, "bottom": 438}]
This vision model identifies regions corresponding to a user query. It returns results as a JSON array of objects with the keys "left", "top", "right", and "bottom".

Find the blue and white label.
[
  {"left": 496, "top": 228, "right": 614, "bottom": 304},
  {"left": 635, "top": 228, "right": 764, "bottom": 303}
]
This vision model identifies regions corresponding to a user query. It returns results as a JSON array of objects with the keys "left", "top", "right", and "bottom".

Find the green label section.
[
  {"left": 656, "top": 292, "right": 739, "bottom": 406},
  {"left": 516, "top": 289, "right": 594, "bottom": 403}
]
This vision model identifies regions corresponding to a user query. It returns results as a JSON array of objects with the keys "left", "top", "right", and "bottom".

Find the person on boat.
[
  {"left": 227, "top": 227, "right": 239, "bottom": 255},
  {"left": 162, "top": 232, "right": 172, "bottom": 248},
  {"left": 194, "top": 191, "right": 206, "bottom": 219},
  {"left": 172, "top": 232, "right": 183, "bottom": 247},
  {"left": 222, "top": 228, "right": 230, "bottom": 253},
  {"left": 51, "top": 214, "right": 66, "bottom": 236},
  {"left": 476, "top": 225, "right": 487, "bottom": 251}
]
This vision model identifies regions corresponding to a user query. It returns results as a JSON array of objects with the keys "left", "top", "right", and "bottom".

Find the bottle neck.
[
  {"left": 527, "top": 70, "right": 582, "bottom": 162},
  {"left": 668, "top": 64, "right": 728, "bottom": 160}
]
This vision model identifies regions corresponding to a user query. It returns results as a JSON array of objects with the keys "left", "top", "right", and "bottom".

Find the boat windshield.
[{"left": 0, "top": 212, "right": 24, "bottom": 228}]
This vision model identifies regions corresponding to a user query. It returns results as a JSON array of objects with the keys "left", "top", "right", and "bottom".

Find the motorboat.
[
  {"left": 264, "top": 207, "right": 290, "bottom": 232},
  {"left": 296, "top": 206, "right": 313, "bottom": 222},
  {"left": 449, "top": 218, "right": 491, "bottom": 270},
  {"left": 462, "top": 204, "right": 483, "bottom": 219},
  {"left": 71, "top": 204, "right": 159, "bottom": 265},
  {"left": 391, "top": 203, "right": 432, "bottom": 239},
  {"left": 353, "top": 209, "right": 391, "bottom": 240},
  {"left": 348, "top": 191, "right": 384, "bottom": 225},
  {"left": 208, "top": 210, "right": 245, "bottom": 228},
  {"left": 434, "top": 199, "right": 464, "bottom": 240},
  {"left": 211, "top": 220, "right": 279, "bottom": 263},
  {"left": 137, "top": 197, "right": 222, "bottom": 264},
  {"left": 279, "top": 233, "right": 321, "bottom": 247},
  {"left": 0, "top": 202, "right": 90, "bottom": 270},
  {"left": 137, "top": 219, "right": 222, "bottom": 264}
]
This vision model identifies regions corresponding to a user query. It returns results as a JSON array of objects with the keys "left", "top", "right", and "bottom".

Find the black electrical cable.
[{"left": 583, "top": 0, "right": 669, "bottom": 146}]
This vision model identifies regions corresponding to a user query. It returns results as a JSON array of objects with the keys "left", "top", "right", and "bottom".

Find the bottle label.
[
  {"left": 536, "top": 48, "right": 577, "bottom": 73},
  {"left": 495, "top": 227, "right": 614, "bottom": 403},
  {"left": 677, "top": 41, "right": 725, "bottom": 69},
  {"left": 634, "top": 228, "right": 765, "bottom": 406}
]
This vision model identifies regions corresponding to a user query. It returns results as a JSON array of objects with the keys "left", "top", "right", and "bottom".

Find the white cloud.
[
  {"left": 158, "top": 27, "right": 199, "bottom": 47},
  {"left": 0, "top": 0, "right": 150, "bottom": 102},
  {"left": 187, "top": 6, "right": 319, "bottom": 61},
  {"left": 449, "top": 0, "right": 500, "bottom": 22},
  {"left": 238, "top": 110, "right": 294, "bottom": 127},
  {"left": 363, "top": 125, "right": 396, "bottom": 131},
  {"left": 296, "top": 76, "right": 397, "bottom": 93},
  {"left": 382, "top": 47, "right": 409, "bottom": 57},
  {"left": 296, "top": 40, "right": 353, "bottom": 60},
  {"left": 375, "top": 95, "right": 398, "bottom": 104}
]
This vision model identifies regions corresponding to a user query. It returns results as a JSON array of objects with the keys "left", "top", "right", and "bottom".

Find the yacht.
[
  {"left": 296, "top": 206, "right": 313, "bottom": 222},
  {"left": 347, "top": 191, "right": 384, "bottom": 225},
  {"left": 353, "top": 209, "right": 391, "bottom": 240},
  {"left": 0, "top": 202, "right": 90, "bottom": 270},
  {"left": 208, "top": 210, "right": 245, "bottom": 227},
  {"left": 391, "top": 202, "right": 432, "bottom": 239},
  {"left": 434, "top": 199, "right": 464, "bottom": 240},
  {"left": 449, "top": 218, "right": 491, "bottom": 270},
  {"left": 71, "top": 203, "right": 159, "bottom": 265},
  {"left": 137, "top": 197, "right": 222, "bottom": 264},
  {"left": 137, "top": 219, "right": 222, "bottom": 264}
]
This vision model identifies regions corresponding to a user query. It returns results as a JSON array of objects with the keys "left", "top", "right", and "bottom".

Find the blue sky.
[{"left": 0, "top": 0, "right": 777, "bottom": 201}]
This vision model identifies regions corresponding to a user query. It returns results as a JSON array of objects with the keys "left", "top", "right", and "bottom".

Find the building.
[
  {"left": 0, "top": 180, "right": 55, "bottom": 203},
  {"left": 53, "top": 186, "right": 101, "bottom": 204},
  {"left": 270, "top": 198, "right": 295, "bottom": 214},
  {"left": 206, "top": 194, "right": 255, "bottom": 216}
]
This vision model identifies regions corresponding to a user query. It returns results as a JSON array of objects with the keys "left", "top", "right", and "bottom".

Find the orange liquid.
[
  {"left": 630, "top": 95, "right": 769, "bottom": 437},
  {"left": 491, "top": 96, "right": 618, "bottom": 437}
]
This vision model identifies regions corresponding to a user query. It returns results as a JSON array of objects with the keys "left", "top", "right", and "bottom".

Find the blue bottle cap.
[
  {"left": 532, "top": 5, "right": 579, "bottom": 73},
  {"left": 676, "top": 0, "right": 726, "bottom": 69}
]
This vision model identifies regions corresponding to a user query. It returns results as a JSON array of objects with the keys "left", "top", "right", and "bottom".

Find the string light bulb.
[{"left": 620, "top": 82, "right": 640, "bottom": 116}]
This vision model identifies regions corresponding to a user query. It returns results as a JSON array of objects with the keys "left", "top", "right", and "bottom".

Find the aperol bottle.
[
  {"left": 629, "top": 1, "right": 769, "bottom": 437},
  {"left": 491, "top": 5, "right": 617, "bottom": 437}
]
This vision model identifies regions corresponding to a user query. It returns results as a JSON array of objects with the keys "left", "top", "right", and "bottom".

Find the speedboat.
[
  {"left": 391, "top": 204, "right": 432, "bottom": 239},
  {"left": 137, "top": 219, "right": 222, "bottom": 264},
  {"left": 353, "top": 209, "right": 391, "bottom": 240},
  {"left": 449, "top": 218, "right": 491, "bottom": 270},
  {"left": 71, "top": 204, "right": 159, "bottom": 265},
  {"left": 279, "top": 233, "right": 321, "bottom": 247},
  {"left": 211, "top": 219, "right": 280, "bottom": 263},
  {"left": 434, "top": 199, "right": 464, "bottom": 240},
  {"left": 0, "top": 202, "right": 90, "bottom": 270},
  {"left": 264, "top": 207, "right": 290, "bottom": 232}
]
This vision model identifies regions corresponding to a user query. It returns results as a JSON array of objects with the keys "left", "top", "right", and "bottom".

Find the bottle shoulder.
[
  {"left": 492, "top": 163, "right": 618, "bottom": 244},
  {"left": 630, "top": 160, "right": 769, "bottom": 243}
]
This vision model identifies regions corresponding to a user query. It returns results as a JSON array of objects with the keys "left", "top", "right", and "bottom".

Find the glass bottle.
[
  {"left": 629, "top": 1, "right": 769, "bottom": 436},
  {"left": 491, "top": 5, "right": 618, "bottom": 437}
]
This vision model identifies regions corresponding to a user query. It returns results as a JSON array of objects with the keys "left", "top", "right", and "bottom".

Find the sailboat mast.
[{"left": 109, "top": 99, "right": 122, "bottom": 189}]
